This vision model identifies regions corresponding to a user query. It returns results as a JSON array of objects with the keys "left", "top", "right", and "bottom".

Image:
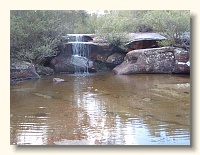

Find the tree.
[
  {"left": 95, "top": 11, "right": 131, "bottom": 50},
  {"left": 143, "top": 10, "right": 190, "bottom": 46},
  {"left": 10, "top": 10, "right": 91, "bottom": 65},
  {"left": 94, "top": 10, "right": 153, "bottom": 50},
  {"left": 11, "top": 10, "right": 190, "bottom": 65},
  {"left": 94, "top": 10, "right": 190, "bottom": 48}
]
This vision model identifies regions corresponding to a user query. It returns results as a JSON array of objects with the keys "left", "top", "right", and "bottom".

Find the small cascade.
[
  {"left": 75, "top": 35, "right": 84, "bottom": 42},
  {"left": 69, "top": 34, "right": 91, "bottom": 74}
]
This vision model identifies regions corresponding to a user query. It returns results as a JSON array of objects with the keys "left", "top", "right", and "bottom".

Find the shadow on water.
[{"left": 10, "top": 72, "right": 190, "bottom": 145}]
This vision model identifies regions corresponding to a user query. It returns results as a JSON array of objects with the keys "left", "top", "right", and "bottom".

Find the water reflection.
[{"left": 10, "top": 72, "right": 190, "bottom": 145}]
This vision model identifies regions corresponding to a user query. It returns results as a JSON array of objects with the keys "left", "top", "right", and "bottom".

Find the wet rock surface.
[
  {"left": 50, "top": 54, "right": 96, "bottom": 73},
  {"left": 50, "top": 54, "right": 75, "bottom": 73},
  {"left": 50, "top": 43, "right": 125, "bottom": 73}
]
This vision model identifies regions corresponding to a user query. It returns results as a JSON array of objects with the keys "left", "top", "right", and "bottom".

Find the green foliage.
[
  {"left": 95, "top": 10, "right": 190, "bottom": 48},
  {"left": 11, "top": 10, "right": 190, "bottom": 65},
  {"left": 95, "top": 11, "right": 132, "bottom": 49},
  {"left": 157, "top": 40, "right": 171, "bottom": 47},
  {"left": 143, "top": 10, "right": 190, "bottom": 46},
  {"left": 10, "top": 10, "right": 91, "bottom": 65}
]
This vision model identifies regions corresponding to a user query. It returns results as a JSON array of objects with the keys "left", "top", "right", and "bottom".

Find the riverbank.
[{"left": 10, "top": 46, "right": 190, "bottom": 84}]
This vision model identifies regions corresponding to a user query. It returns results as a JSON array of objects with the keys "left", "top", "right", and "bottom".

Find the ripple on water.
[{"left": 10, "top": 73, "right": 190, "bottom": 145}]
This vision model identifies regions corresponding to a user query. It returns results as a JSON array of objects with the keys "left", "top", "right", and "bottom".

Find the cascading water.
[{"left": 69, "top": 34, "right": 91, "bottom": 74}]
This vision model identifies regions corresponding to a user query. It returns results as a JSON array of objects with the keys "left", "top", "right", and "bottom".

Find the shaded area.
[{"left": 126, "top": 33, "right": 166, "bottom": 51}]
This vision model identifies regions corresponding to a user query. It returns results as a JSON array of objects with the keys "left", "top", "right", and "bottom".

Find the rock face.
[
  {"left": 113, "top": 47, "right": 190, "bottom": 75},
  {"left": 50, "top": 54, "right": 76, "bottom": 73},
  {"left": 50, "top": 53, "right": 96, "bottom": 73},
  {"left": 173, "top": 48, "right": 190, "bottom": 73},
  {"left": 10, "top": 61, "right": 40, "bottom": 80},
  {"left": 91, "top": 43, "right": 115, "bottom": 62},
  {"left": 50, "top": 43, "right": 125, "bottom": 73},
  {"left": 35, "top": 65, "right": 55, "bottom": 75},
  {"left": 106, "top": 52, "right": 126, "bottom": 66}
]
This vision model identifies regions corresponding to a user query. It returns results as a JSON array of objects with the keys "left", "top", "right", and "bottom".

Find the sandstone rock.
[
  {"left": 50, "top": 54, "right": 96, "bottom": 73},
  {"left": 173, "top": 48, "right": 189, "bottom": 63},
  {"left": 113, "top": 47, "right": 190, "bottom": 75},
  {"left": 53, "top": 78, "right": 65, "bottom": 83},
  {"left": 34, "top": 92, "right": 53, "bottom": 99},
  {"left": 90, "top": 43, "right": 115, "bottom": 63},
  {"left": 173, "top": 48, "right": 190, "bottom": 73},
  {"left": 35, "top": 65, "right": 54, "bottom": 75},
  {"left": 71, "top": 55, "right": 90, "bottom": 68},
  {"left": 51, "top": 42, "right": 124, "bottom": 73},
  {"left": 59, "top": 42, "right": 98, "bottom": 56},
  {"left": 10, "top": 60, "right": 41, "bottom": 80},
  {"left": 106, "top": 52, "right": 126, "bottom": 65},
  {"left": 50, "top": 54, "right": 75, "bottom": 73}
]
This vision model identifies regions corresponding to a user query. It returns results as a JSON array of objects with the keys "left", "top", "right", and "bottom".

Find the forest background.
[{"left": 10, "top": 10, "right": 190, "bottom": 65}]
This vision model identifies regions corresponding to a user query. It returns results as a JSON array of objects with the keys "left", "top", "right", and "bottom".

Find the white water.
[{"left": 70, "top": 35, "right": 91, "bottom": 74}]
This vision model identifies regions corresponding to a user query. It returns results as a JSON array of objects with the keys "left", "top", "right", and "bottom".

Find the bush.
[
  {"left": 95, "top": 10, "right": 190, "bottom": 48},
  {"left": 10, "top": 10, "right": 91, "bottom": 65},
  {"left": 143, "top": 10, "right": 190, "bottom": 47}
]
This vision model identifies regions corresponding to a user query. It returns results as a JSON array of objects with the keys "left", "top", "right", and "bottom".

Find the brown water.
[{"left": 10, "top": 72, "right": 190, "bottom": 145}]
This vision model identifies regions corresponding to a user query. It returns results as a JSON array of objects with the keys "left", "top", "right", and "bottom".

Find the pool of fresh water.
[{"left": 10, "top": 72, "right": 190, "bottom": 145}]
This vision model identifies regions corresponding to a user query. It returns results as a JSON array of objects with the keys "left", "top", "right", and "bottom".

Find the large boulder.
[
  {"left": 50, "top": 54, "right": 96, "bottom": 73},
  {"left": 10, "top": 60, "right": 40, "bottom": 80},
  {"left": 90, "top": 43, "right": 126, "bottom": 70},
  {"left": 50, "top": 54, "right": 75, "bottom": 73},
  {"left": 91, "top": 43, "right": 115, "bottom": 62},
  {"left": 173, "top": 48, "right": 190, "bottom": 73},
  {"left": 113, "top": 47, "right": 190, "bottom": 75}
]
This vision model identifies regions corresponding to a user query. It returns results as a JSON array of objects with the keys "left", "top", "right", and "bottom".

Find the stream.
[{"left": 10, "top": 72, "right": 190, "bottom": 145}]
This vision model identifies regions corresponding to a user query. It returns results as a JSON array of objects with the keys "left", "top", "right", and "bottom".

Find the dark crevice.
[{"left": 130, "top": 57, "right": 138, "bottom": 64}]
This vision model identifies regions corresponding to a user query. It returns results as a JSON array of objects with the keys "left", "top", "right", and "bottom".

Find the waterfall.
[{"left": 69, "top": 34, "right": 91, "bottom": 74}]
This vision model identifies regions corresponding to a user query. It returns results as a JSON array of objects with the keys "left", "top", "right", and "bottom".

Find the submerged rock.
[
  {"left": 53, "top": 78, "right": 65, "bottom": 82},
  {"left": 34, "top": 93, "right": 52, "bottom": 99},
  {"left": 142, "top": 98, "right": 151, "bottom": 102}
]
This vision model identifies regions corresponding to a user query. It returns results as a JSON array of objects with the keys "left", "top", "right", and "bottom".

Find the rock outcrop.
[
  {"left": 106, "top": 52, "right": 126, "bottom": 66},
  {"left": 50, "top": 53, "right": 96, "bottom": 73},
  {"left": 50, "top": 54, "right": 76, "bottom": 73},
  {"left": 113, "top": 47, "right": 190, "bottom": 75},
  {"left": 50, "top": 43, "right": 125, "bottom": 73},
  {"left": 35, "top": 65, "right": 55, "bottom": 75},
  {"left": 10, "top": 60, "right": 40, "bottom": 80}
]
